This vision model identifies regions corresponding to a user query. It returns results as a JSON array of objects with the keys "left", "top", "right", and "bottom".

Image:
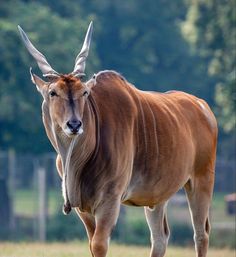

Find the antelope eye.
[
  {"left": 83, "top": 91, "right": 89, "bottom": 97},
  {"left": 49, "top": 90, "right": 58, "bottom": 97}
]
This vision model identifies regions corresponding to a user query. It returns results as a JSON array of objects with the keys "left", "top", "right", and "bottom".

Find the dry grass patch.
[{"left": 0, "top": 242, "right": 234, "bottom": 257}]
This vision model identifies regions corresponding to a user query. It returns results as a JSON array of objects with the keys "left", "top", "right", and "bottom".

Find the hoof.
[{"left": 63, "top": 202, "right": 72, "bottom": 215}]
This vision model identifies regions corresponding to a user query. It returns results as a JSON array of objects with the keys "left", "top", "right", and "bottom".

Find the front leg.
[
  {"left": 91, "top": 199, "right": 121, "bottom": 257},
  {"left": 75, "top": 208, "right": 96, "bottom": 256}
]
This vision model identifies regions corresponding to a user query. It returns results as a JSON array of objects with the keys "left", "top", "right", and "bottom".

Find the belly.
[{"left": 121, "top": 167, "right": 191, "bottom": 207}]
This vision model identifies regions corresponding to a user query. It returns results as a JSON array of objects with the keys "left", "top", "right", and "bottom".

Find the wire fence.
[{"left": 0, "top": 150, "right": 235, "bottom": 245}]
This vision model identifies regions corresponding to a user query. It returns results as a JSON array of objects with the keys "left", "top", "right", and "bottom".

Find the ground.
[{"left": 0, "top": 242, "right": 235, "bottom": 257}]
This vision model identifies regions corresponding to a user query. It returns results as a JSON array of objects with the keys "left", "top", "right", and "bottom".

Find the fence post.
[
  {"left": 8, "top": 149, "right": 16, "bottom": 232},
  {"left": 38, "top": 167, "right": 47, "bottom": 242},
  {"left": 0, "top": 150, "right": 11, "bottom": 238}
]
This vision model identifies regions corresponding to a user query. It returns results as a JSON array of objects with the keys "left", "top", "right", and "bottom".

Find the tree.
[
  {"left": 0, "top": 0, "right": 215, "bottom": 153},
  {"left": 181, "top": 0, "right": 236, "bottom": 133},
  {"left": 78, "top": 0, "right": 212, "bottom": 98}
]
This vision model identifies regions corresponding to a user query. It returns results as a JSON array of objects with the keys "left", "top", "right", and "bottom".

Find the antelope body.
[{"left": 19, "top": 22, "right": 217, "bottom": 257}]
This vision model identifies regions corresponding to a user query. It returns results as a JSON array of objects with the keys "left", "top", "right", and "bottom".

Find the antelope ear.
[
  {"left": 85, "top": 73, "right": 97, "bottom": 91},
  {"left": 30, "top": 68, "right": 48, "bottom": 97}
]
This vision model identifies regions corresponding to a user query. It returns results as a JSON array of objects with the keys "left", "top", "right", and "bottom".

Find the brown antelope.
[{"left": 18, "top": 22, "right": 217, "bottom": 257}]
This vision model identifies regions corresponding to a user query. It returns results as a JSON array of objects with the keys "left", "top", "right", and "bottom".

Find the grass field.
[
  {"left": 11, "top": 189, "right": 235, "bottom": 248},
  {"left": 14, "top": 190, "right": 235, "bottom": 224},
  {"left": 0, "top": 242, "right": 235, "bottom": 257}
]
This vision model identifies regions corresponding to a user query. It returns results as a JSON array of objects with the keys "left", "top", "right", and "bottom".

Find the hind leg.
[
  {"left": 184, "top": 169, "right": 214, "bottom": 257},
  {"left": 144, "top": 202, "right": 170, "bottom": 257}
]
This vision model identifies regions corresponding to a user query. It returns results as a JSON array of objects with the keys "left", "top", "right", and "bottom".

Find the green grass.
[
  {"left": 211, "top": 192, "right": 235, "bottom": 223},
  {"left": 0, "top": 242, "right": 235, "bottom": 257},
  {"left": 13, "top": 189, "right": 234, "bottom": 223},
  {"left": 13, "top": 189, "right": 61, "bottom": 216},
  {"left": 12, "top": 190, "right": 235, "bottom": 248}
]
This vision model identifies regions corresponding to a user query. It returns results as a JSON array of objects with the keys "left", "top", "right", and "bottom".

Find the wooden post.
[
  {"left": 0, "top": 151, "right": 12, "bottom": 238},
  {"left": 8, "top": 149, "right": 16, "bottom": 231},
  {"left": 38, "top": 167, "right": 46, "bottom": 242}
]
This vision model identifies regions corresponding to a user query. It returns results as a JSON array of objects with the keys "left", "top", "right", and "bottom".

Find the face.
[{"left": 44, "top": 75, "right": 89, "bottom": 137}]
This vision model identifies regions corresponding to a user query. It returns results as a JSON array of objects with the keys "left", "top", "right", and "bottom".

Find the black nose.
[{"left": 66, "top": 119, "right": 82, "bottom": 133}]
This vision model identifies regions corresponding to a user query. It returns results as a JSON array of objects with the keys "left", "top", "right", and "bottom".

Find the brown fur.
[{"left": 33, "top": 70, "right": 217, "bottom": 257}]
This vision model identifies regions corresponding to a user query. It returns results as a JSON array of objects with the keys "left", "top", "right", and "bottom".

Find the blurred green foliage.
[
  {"left": 0, "top": 0, "right": 234, "bottom": 157},
  {"left": 181, "top": 0, "right": 236, "bottom": 157},
  {"left": 47, "top": 211, "right": 87, "bottom": 241}
]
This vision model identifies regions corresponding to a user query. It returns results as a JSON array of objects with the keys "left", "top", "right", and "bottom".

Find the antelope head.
[{"left": 18, "top": 22, "right": 94, "bottom": 137}]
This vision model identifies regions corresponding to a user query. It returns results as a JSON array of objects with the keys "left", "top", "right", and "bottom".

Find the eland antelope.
[{"left": 18, "top": 22, "right": 217, "bottom": 257}]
